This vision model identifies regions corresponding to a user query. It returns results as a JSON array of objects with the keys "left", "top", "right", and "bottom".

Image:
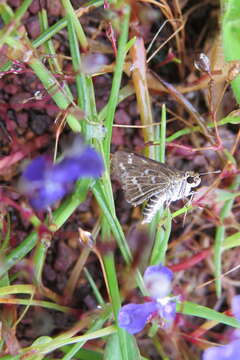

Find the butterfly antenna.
[{"left": 199, "top": 170, "right": 221, "bottom": 176}]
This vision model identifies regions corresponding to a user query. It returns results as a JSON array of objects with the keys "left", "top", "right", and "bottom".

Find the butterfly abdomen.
[{"left": 142, "top": 194, "right": 166, "bottom": 223}]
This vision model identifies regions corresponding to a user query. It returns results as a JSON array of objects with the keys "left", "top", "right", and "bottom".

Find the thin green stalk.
[
  {"left": 52, "top": 179, "right": 91, "bottom": 225},
  {"left": 1, "top": 214, "right": 11, "bottom": 251},
  {"left": 0, "top": 179, "right": 90, "bottom": 278},
  {"left": 32, "top": 241, "right": 48, "bottom": 285},
  {"left": 159, "top": 104, "right": 166, "bottom": 163},
  {"left": 98, "top": 84, "right": 134, "bottom": 122},
  {"left": 92, "top": 184, "right": 132, "bottom": 263},
  {"left": 222, "top": 0, "right": 240, "bottom": 103},
  {"left": 93, "top": 182, "right": 146, "bottom": 295},
  {"left": 32, "top": 1, "right": 103, "bottom": 49},
  {"left": 66, "top": 15, "right": 96, "bottom": 140},
  {"left": 0, "top": 232, "right": 38, "bottom": 278},
  {"left": 101, "top": 218, "right": 130, "bottom": 360},
  {"left": 149, "top": 105, "right": 171, "bottom": 265},
  {"left": 62, "top": 305, "right": 112, "bottom": 360},
  {"left": 150, "top": 209, "right": 171, "bottom": 265},
  {"left": 28, "top": 57, "right": 83, "bottom": 132},
  {"left": 214, "top": 175, "right": 240, "bottom": 297},
  {"left": 103, "top": 4, "right": 131, "bottom": 162},
  {"left": 67, "top": 16, "right": 88, "bottom": 110},
  {"left": 222, "top": 231, "right": 240, "bottom": 250},
  {"left": 0, "top": 298, "right": 71, "bottom": 312},
  {"left": 0, "top": 3, "right": 14, "bottom": 23},
  {"left": 166, "top": 116, "right": 240, "bottom": 143},
  {"left": 0, "top": 0, "right": 33, "bottom": 47},
  {"left": 38, "top": 9, "right": 73, "bottom": 99},
  {"left": 84, "top": 267, "right": 105, "bottom": 305},
  {"left": 61, "top": 0, "right": 88, "bottom": 51},
  {"left": 39, "top": 10, "right": 61, "bottom": 72},
  {"left": 181, "top": 301, "right": 240, "bottom": 328},
  {"left": 8, "top": 33, "right": 87, "bottom": 134},
  {"left": 21, "top": 326, "right": 116, "bottom": 355}
]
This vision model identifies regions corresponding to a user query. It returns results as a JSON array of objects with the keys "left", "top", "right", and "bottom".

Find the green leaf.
[
  {"left": 181, "top": 301, "right": 240, "bottom": 328},
  {"left": 223, "top": 149, "right": 237, "bottom": 165},
  {"left": 222, "top": 0, "right": 240, "bottom": 61},
  {"left": 223, "top": 232, "right": 240, "bottom": 250},
  {"left": 104, "top": 334, "right": 141, "bottom": 360},
  {"left": 222, "top": 116, "right": 240, "bottom": 124},
  {"left": 216, "top": 189, "right": 240, "bottom": 202},
  {"left": 214, "top": 175, "right": 240, "bottom": 297},
  {"left": 65, "top": 348, "right": 103, "bottom": 360},
  {"left": 222, "top": 0, "right": 240, "bottom": 103},
  {"left": 32, "top": 336, "right": 53, "bottom": 345}
]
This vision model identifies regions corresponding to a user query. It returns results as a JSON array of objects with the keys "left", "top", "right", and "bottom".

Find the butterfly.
[{"left": 112, "top": 151, "right": 201, "bottom": 223}]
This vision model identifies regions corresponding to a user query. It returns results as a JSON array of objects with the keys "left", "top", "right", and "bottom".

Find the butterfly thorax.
[
  {"left": 168, "top": 171, "right": 200, "bottom": 201},
  {"left": 142, "top": 171, "right": 200, "bottom": 223}
]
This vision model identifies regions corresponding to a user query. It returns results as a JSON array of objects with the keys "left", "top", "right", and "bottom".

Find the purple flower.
[
  {"left": 158, "top": 298, "right": 176, "bottom": 328},
  {"left": 19, "top": 156, "right": 68, "bottom": 210},
  {"left": 21, "top": 156, "right": 50, "bottom": 182},
  {"left": 51, "top": 147, "right": 103, "bottom": 183},
  {"left": 19, "top": 137, "right": 104, "bottom": 210},
  {"left": 118, "top": 302, "right": 158, "bottom": 334},
  {"left": 118, "top": 264, "right": 177, "bottom": 334},
  {"left": 144, "top": 264, "right": 173, "bottom": 299},
  {"left": 202, "top": 295, "right": 240, "bottom": 359},
  {"left": 231, "top": 295, "right": 240, "bottom": 321},
  {"left": 202, "top": 339, "right": 240, "bottom": 360}
]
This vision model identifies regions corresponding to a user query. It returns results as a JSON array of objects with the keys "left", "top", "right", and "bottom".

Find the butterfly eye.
[{"left": 187, "top": 176, "right": 195, "bottom": 184}]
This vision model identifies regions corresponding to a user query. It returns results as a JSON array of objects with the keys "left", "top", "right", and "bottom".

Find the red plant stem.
[
  {"left": 167, "top": 141, "right": 222, "bottom": 152},
  {"left": 169, "top": 248, "right": 211, "bottom": 272},
  {"left": 188, "top": 310, "right": 232, "bottom": 342},
  {"left": 106, "top": 24, "right": 117, "bottom": 57},
  {"left": 0, "top": 134, "right": 50, "bottom": 171}
]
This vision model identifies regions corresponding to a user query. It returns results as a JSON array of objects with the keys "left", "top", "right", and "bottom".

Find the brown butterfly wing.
[{"left": 112, "top": 151, "right": 184, "bottom": 205}]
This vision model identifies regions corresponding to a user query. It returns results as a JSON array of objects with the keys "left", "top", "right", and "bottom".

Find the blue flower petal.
[
  {"left": 231, "top": 295, "right": 240, "bottom": 321},
  {"left": 28, "top": 181, "right": 68, "bottom": 210},
  {"left": 71, "top": 146, "right": 104, "bottom": 178},
  {"left": 22, "top": 156, "right": 50, "bottom": 182},
  {"left": 202, "top": 339, "right": 240, "bottom": 360},
  {"left": 158, "top": 299, "right": 176, "bottom": 328},
  {"left": 19, "top": 140, "right": 104, "bottom": 211},
  {"left": 118, "top": 302, "right": 158, "bottom": 334},
  {"left": 50, "top": 146, "right": 104, "bottom": 183},
  {"left": 144, "top": 264, "right": 173, "bottom": 299}
]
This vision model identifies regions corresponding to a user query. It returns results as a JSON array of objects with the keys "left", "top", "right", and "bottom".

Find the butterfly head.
[{"left": 185, "top": 171, "right": 201, "bottom": 188}]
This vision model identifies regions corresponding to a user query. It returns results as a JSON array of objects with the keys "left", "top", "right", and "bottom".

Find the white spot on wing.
[
  {"left": 127, "top": 155, "right": 133, "bottom": 164},
  {"left": 131, "top": 177, "right": 138, "bottom": 185},
  {"left": 151, "top": 176, "right": 156, "bottom": 183},
  {"left": 119, "top": 163, "right": 126, "bottom": 170}
]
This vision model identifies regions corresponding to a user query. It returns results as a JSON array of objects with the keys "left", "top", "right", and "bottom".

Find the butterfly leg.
[{"left": 182, "top": 192, "right": 195, "bottom": 225}]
